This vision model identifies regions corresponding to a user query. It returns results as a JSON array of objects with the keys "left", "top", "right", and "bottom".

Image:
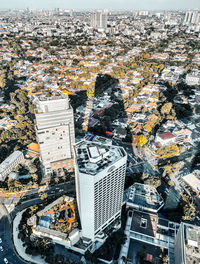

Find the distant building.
[
  {"left": 90, "top": 10, "right": 108, "bottom": 29},
  {"left": 161, "top": 66, "right": 185, "bottom": 83},
  {"left": 186, "top": 70, "right": 200, "bottom": 86},
  {"left": 175, "top": 222, "right": 200, "bottom": 264},
  {"left": 138, "top": 11, "right": 149, "bottom": 16},
  {"left": 0, "top": 151, "right": 24, "bottom": 181},
  {"left": 74, "top": 140, "right": 127, "bottom": 251},
  {"left": 184, "top": 10, "right": 200, "bottom": 25},
  {"left": 35, "top": 94, "right": 75, "bottom": 177}
]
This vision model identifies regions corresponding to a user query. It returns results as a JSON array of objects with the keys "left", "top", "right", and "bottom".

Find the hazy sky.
[{"left": 1, "top": 0, "right": 200, "bottom": 10}]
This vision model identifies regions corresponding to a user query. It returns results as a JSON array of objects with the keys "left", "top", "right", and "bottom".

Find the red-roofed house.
[{"left": 156, "top": 132, "right": 176, "bottom": 146}]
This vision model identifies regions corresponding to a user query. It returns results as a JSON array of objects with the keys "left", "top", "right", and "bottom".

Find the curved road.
[
  {"left": 0, "top": 214, "right": 26, "bottom": 264},
  {"left": 0, "top": 182, "right": 75, "bottom": 264}
]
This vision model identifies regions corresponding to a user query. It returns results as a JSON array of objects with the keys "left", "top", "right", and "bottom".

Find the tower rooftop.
[
  {"left": 74, "top": 141, "right": 126, "bottom": 176},
  {"left": 37, "top": 93, "right": 69, "bottom": 102}
]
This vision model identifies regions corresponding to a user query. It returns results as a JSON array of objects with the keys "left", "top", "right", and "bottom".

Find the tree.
[
  {"left": 54, "top": 177, "right": 59, "bottom": 184},
  {"left": 28, "top": 163, "right": 37, "bottom": 174},
  {"left": 40, "top": 192, "right": 48, "bottom": 200},
  {"left": 144, "top": 177, "right": 161, "bottom": 188},
  {"left": 0, "top": 72, "right": 6, "bottom": 89},
  {"left": 32, "top": 173, "right": 38, "bottom": 182},
  {"left": 162, "top": 255, "right": 170, "bottom": 264},
  {"left": 161, "top": 102, "right": 172, "bottom": 115},
  {"left": 157, "top": 144, "right": 179, "bottom": 160},
  {"left": 138, "top": 135, "right": 147, "bottom": 146},
  {"left": 182, "top": 204, "right": 195, "bottom": 221}
]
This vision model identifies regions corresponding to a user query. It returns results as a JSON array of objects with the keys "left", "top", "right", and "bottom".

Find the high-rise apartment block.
[
  {"left": 91, "top": 10, "right": 108, "bottom": 29},
  {"left": 175, "top": 222, "right": 200, "bottom": 264},
  {"left": 35, "top": 94, "right": 75, "bottom": 177},
  {"left": 74, "top": 140, "right": 127, "bottom": 247},
  {"left": 138, "top": 11, "right": 149, "bottom": 16},
  {"left": 184, "top": 10, "right": 200, "bottom": 25}
]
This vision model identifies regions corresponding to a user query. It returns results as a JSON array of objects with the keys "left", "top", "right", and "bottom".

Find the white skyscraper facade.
[
  {"left": 35, "top": 94, "right": 75, "bottom": 177},
  {"left": 184, "top": 10, "right": 200, "bottom": 25},
  {"left": 74, "top": 140, "right": 127, "bottom": 244},
  {"left": 91, "top": 10, "right": 108, "bottom": 29}
]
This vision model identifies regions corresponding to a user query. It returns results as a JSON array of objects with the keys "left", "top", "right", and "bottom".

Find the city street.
[
  {"left": 0, "top": 181, "right": 76, "bottom": 264},
  {"left": 0, "top": 215, "right": 26, "bottom": 264},
  {"left": 0, "top": 180, "right": 75, "bottom": 207}
]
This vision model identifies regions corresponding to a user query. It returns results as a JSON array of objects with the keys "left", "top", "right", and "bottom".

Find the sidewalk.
[{"left": 13, "top": 209, "right": 47, "bottom": 264}]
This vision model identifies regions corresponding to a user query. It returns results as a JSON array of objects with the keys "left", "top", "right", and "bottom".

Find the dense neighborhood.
[{"left": 0, "top": 7, "right": 200, "bottom": 264}]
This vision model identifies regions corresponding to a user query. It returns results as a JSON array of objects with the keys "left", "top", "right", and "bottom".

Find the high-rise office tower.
[
  {"left": 74, "top": 140, "right": 127, "bottom": 244},
  {"left": 184, "top": 10, "right": 200, "bottom": 25},
  {"left": 91, "top": 10, "right": 108, "bottom": 29},
  {"left": 35, "top": 94, "right": 75, "bottom": 177},
  {"left": 139, "top": 10, "right": 149, "bottom": 16}
]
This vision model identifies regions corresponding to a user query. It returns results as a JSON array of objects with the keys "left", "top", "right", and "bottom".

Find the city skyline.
[{"left": 0, "top": 0, "right": 200, "bottom": 10}]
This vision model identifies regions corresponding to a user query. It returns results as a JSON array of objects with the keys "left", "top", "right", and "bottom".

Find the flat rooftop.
[
  {"left": 75, "top": 141, "right": 126, "bottom": 175},
  {"left": 0, "top": 151, "right": 23, "bottom": 174},
  {"left": 187, "top": 71, "right": 200, "bottom": 78},
  {"left": 182, "top": 173, "right": 200, "bottom": 193},
  {"left": 37, "top": 93, "right": 68, "bottom": 102},
  {"left": 130, "top": 210, "right": 179, "bottom": 238},
  {"left": 130, "top": 211, "right": 158, "bottom": 238},
  {"left": 127, "top": 183, "right": 164, "bottom": 212},
  {"left": 92, "top": 135, "right": 112, "bottom": 146}
]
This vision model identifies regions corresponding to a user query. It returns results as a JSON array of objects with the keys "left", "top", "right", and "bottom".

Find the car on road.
[
  {"left": 4, "top": 258, "right": 8, "bottom": 263},
  {"left": 0, "top": 246, "right": 3, "bottom": 251},
  {"left": 0, "top": 238, "right": 2, "bottom": 243}
]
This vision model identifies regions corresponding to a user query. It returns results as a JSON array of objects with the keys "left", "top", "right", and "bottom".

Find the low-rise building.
[
  {"left": 186, "top": 70, "right": 200, "bottom": 86},
  {"left": 0, "top": 151, "right": 24, "bottom": 181},
  {"left": 156, "top": 132, "right": 176, "bottom": 146},
  {"left": 119, "top": 210, "right": 179, "bottom": 264},
  {"left": 29, "top": 196, "right": 85, "bottom": 253},
  {"left": 126, "top": 183, "right": 164, "bottom": 213},
  {"left": 181, "top": 173, "right": 200, "bottom": 193}
]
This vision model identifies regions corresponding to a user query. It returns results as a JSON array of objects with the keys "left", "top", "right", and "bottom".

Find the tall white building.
[
  {"left": 91, "top": 10, "right": 108, "bottom": 29},
  {"left": 74, "top": 140, "right": 127, "bottom": 247},
  {"left": 184, "top": 10, "right": 200, "bottom": 25},
  {"left": 175, "top": 222, "right": 200, "bottom": 264},
  {"left": 35, "top": 94, "right": 75, "bottom": 177}
]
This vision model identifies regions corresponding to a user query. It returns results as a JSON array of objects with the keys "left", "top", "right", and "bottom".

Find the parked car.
[{"left": 4, "top": 258, "right": 8, "bottom": 264}]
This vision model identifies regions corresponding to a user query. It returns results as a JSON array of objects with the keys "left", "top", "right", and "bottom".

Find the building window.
[
  {"left": 38, "top": 131, "right": 45, "bottom": 135},
  {"left": 140, "top": 218, "right": 147, "bottom": 229}
]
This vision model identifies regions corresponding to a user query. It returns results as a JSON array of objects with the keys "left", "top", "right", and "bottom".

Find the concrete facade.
[{"left": 35, "top": 94, "right": 75, "bottom": 177}]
